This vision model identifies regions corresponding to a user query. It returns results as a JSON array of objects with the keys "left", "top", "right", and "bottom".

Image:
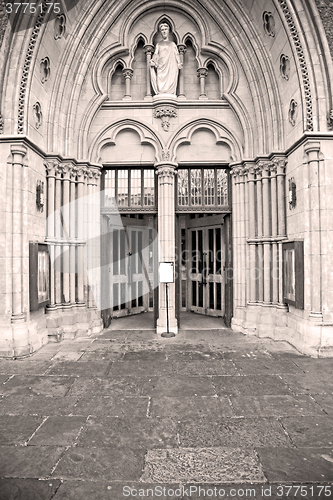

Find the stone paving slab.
[
  {"left": 72, "top": 395, "right": 149, "bottom": 417},
  {"left": 0, "top": 395, "right": 78, "bottom": 416},
  {"left": 46, "top": 360, "right": 112, "bottom": 377},
  {"left": 52, "top": 481, "right": 180, "bottom": 500},
  {"left": 68, "top": 376, "right": 158, "bottom": 397},
  {"left": 0, "top": 415, "right": 43, "bottom": 445},
  {"left": 0, "top": 360, "right": 52, "bottom": 375},
  {"left": 170, "top": 359, "right": 238, "bottom": 375},
  {"left": 0, "top": 445, "right": 64, "bottom": 477},
  {"left": 150, "top": 375, "right": 216, "bottom": 397},
  {"left": 150, "top": 395, "right": 234, "bottom": 418},
  {"left": 280, "top": 415, "right": 333, "bottom": 447},
  {"left": 312, "top": 394, "right": 333, "bottom": 415},
  {"left": 77, "top": 416, "right": 178, "bottom": 449},
  {"left": 280, "top": 372, "right": 333, "bottom": 395},
  {"left": 232, "top": 358, "right": 303, "bottom": 375},
  {"left": 52, "top": 447, "right": 146, "bottom": 480},
  {"left": 140, "top": 447, "right": 266, "bottom": 483},
  {"left": 212, "top": 375, "right": 291, "bottom": 396},
  {"left": 257, "top": 447, "right": 333, "bottom": 482},
  {"left": 28, "top": 415, "right": 87, "bottom": 446},
  {"left": 0, "top": 375, "right": 76, "bottom": 397},
  {"left": 177, "top": 416, "right": 292, "bottom": 448},
  {"left": 230, "top": 394, "right": 325, "bottom": 417},
  {"left": 0, "top": 374, "right": 10, "bottom": 384},
  {"left": 108, "top": 359, "right": 174, "bottom": 377},
  {"left": 0, "top": 478, "right": 61, "bottom": 500}
]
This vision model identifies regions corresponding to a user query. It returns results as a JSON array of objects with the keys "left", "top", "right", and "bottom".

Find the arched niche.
[
  {"left": 99, "top": 128, "right": 156, "bottom": 163},
  {"left": 176, "top": 128, "right": 233, "bottom": 162}
]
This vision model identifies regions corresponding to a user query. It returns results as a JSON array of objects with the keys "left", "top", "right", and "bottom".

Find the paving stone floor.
[{"left": 0, "top": 326, "right": 332, "bottom": 499}]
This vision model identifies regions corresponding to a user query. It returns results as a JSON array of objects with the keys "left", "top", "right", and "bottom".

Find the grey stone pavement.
[{"left": 0, "top": 325, "right": 333, "bottom": 499}]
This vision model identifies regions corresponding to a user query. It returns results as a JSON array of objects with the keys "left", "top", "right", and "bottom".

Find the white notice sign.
[{"left": 159, "top": 262, "right": 174, "bottom": 283}]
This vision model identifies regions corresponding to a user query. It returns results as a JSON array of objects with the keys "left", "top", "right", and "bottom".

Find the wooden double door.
[{"left": 177, "top": 214, "right": 232, "bottom": 323}]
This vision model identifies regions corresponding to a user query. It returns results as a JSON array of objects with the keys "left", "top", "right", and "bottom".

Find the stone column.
[
  {"left": 238, "top": 167, "right": 247, "bottom": 306},
  {"left": 155, "top": 161, "right": 178, "bottom": 335},
  {"left": 275, "top": 159, "right": 287, "bottom": 305},
  {"left": 177, "top": 44, "right": 186, "bottom": 99},
  {"left": 197, "top": 68, "right": 208, "bottom": 99},
  {"left": 261, "top": 161, "right": 271, "bottom": 303},
  {"left": 86, "top": 169, "right": 95, "bottom": 308},
  {"left": 69, "top": 167, "right": 77, "bottom": 304},
  {"left": 54, "top": 165, "right": 63, "bottom": 307},
  {"left": 304, "top": 142, "right": 322, "bottom": 320},
  {"left": 270, "top": 163, "right": 279, "bottom": 304},
  {"left": 44, "top": 160, "right": 59, "bottom": 309},
  {"left": 231, "top": 167, "right": 240, "bottom": 310},
  {"left": 247, "top": 165, "right": 257, "bottom": 302},
  {"left": 76, "top": 167, "right": 86, "bottom": 305},
  {"left": 10, "top": 143, "right": 27, "bottom": 323},
  {"left": 122, "top": 68, "right": 133, "bottom": 100},
  {"left": 143, "top": 45, "right": 154, "bottom": 99},
  {"left": 62, "top": 164, "right": 71, "bottom": 305},
  {"left": 255, "top": 166, "right": 264, "bottom": 302}
]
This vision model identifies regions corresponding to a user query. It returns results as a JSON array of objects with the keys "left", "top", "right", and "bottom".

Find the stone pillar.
[
  {"left": 276, "top": 159, "right": 287, "bottom": 305},
  {"left": 86, "top": 169, "right": 95, "bottom": 308},
  {"left": 270, "top": 163, "right": 279, "bottom": 304},
  {"left": 44, "top": 160, "right": 58, "bottom": 309},
  {"left": 231, "top": 167, "right": 240, "bottom": 310},
  {"left": 54, "top": 165, "right": 63, "bottom": 307},
  {"left": 261, "top": 161, "right": 271, "bottom": 303},
  {"left": 155, "top": 162, "right": 178, "bottom": 335},
  {"left": 255, "top": 167, "right": 264, "bottom": 302},
  {"left": 143, "top": 45, "right": 154, "bottom": 99},
  {"left": 122, "top": 68, "right": 133, "bottom": 100},
  {"left": 304, "top": 142, "right": 322, "bottom": 320},
  {"left": 247, "top": 166, "right": 257, "bottom": 302},
  {"left": 239, "top": 167, "right": 247, "bottom": 306},
  {"left": 76, "top": 167, "right": 86, "bottom": 305},
  {"left": 10, "top": 144, "right": 27, "bottom": 323},
  {"left": 69, "top": 167, "right": 77, "bottom": 304},
  {"left": 197, "top": 68, "right": 208, "bottom": 99},
  {"left": 62, "top": 164, "right": 71, "bottom": 305},
  {"left": 177, "top": 44, "right": 186, "bottom": 99}
]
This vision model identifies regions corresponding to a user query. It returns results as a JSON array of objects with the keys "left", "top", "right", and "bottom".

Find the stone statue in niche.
[{"left": 150, "top": 22, "right": 182, "bottom": 95}]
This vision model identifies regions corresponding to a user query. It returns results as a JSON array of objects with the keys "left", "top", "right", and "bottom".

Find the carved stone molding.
[
  {"left": 277, "top": 0, "right": 313, "bottom": 131},
  {"left": 54, "top": 14, "right": 66, "bottom": 40},
  {"left": 263, "top": 11, "right": 275, "bottom": 37},
  {"left": 40, "top": 57, "right": 50, "bottom": 83},
  {"left": 18, "top": 0, "right": 48, "bottom": 133},
  {"left": 154, "top": 106, "right": 177, "bottom": 131},
  {"left": 280, "top": 54, "right": 290, "bottom": 80},
  {"left": 162, "top": 149, "right": 170, "bottom": 161}
]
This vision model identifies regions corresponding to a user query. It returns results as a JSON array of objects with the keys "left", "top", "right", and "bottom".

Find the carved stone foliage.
[
  {"left": 328, "top": 109, "right": 333, "bottom": 131},
  {"left": 54, "top": 14, "right": 66, "bottom": 40},
  {"left": 288, "top": 99, "right": 298, "bottom": 126},
  {"left": 40, "top": 57, "right": 50, "bottom": 83},
  {"left": 33, "top": 102, "right": 43, "bottom": 129},
  {"left": 18, "top": 0, "right": 48, "bottom": 133},
  {"left": 153, "top": 106, "right": 177, "bottom": 131},
  {"left": 280, "top": 54, "right": 290, "bottom": 80},
  {"left": 0, "top": 112, "right": 3, "bottom": 134},
  {"left": 277, "top": 0, "right": 313, "bottom": 131},
  {"left": 263, "top": 11, "right": 275, "bottom": 37}
]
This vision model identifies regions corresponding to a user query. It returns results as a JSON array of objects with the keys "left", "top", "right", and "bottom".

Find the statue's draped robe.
[{"left": 151, "top": 41, "right": 180, "bottom": 95}]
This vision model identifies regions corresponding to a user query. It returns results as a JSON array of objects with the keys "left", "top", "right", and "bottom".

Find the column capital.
[
  {"left": 271, "top": 157, "right": 287, "bottom": 175},
  {"left": 10, "top": 143, "right": 27, "bottom": 163},
  {"left": 304, "top": 140, "right": 321, "bottom": 158},
  {"left": 197, "top": 67, "right": 208, "bottom": 78},
  {"left": 177, "top": 44, "right": 187, "bottom": 55},
  {"left": 76, "top": 166, "right": 88, "bottom": 182},
  {"left": 61, "top": 163, "right": 73, "bottom": 180},
  {"left": 122, "top": 67, "right": 133, "bottom": 79},
  {"left": 155, "top": 162, "right": 177, "bottom": 180},
  {"left": 143, "top": 44, "right": 154, "bottom": 55},
  {"left": 44, "top": 160, "right": 60, "bottom": 177}
]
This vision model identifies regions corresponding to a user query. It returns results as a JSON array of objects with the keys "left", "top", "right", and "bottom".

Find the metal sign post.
[{"left": 159, "top": 262, "right": 175, "bottom": 338}]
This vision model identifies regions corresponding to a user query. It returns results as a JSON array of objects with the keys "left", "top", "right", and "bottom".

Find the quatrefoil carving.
[
  {"left": 280, "top": 54, "right": 290, "bottom": 80},
  {"left": 288, "top": 99, "right": 298, "bottom": 126},
  {"left": 263, "top": 11, "right": 275, "bottom": 37},
  {"left": 54, "top": 14, "right": 66, "bottom": 40},
  {"left": 33, "top": 102, "right": 43, "bottom": 129},
  {"left": 40, "top": 57, "right": 50, "bottom": 83}
]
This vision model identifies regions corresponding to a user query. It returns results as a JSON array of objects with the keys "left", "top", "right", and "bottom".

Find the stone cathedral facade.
[{"left": 0, "top": 0, "right": 333, "bottom": 357}]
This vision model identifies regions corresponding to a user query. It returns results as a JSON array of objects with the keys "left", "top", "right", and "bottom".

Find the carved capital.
[
  {"left": 154, "top": 106, "right": 177, "bottom": 132},
  {"left": 61, "top": 163, "right": 73, "bottom": 180},
  {"left": 156, "top": 164, "right": 176, "bottom": 181},
  {"left": 44, "top": 160, "right": 60, "bottom": 177},
  {"left": 76, "top": 167, "right": 87, "bottom": 182},
  {"left": 197, "top": 67, "right": 208, "bottom": 78},
  {"left": 122, "top": 68, "right": 133, "bottom": 79},
  {"left": 177, "top": 44, "right": 187, "bottom": 55},
  {"left": 271, "top": 157, "right": 287, "bottom": 174},
  {"left": 143, "top": 44, "right": 154, "bottom": 56}
]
